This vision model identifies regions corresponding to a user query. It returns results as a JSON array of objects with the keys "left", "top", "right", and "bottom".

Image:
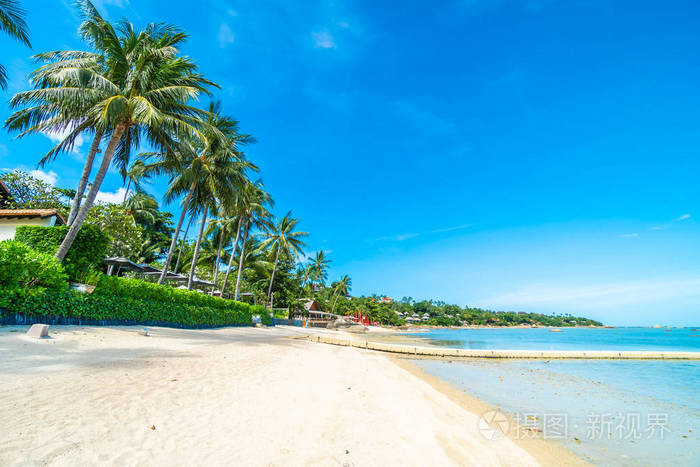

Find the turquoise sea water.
[{"left": 405, "top": 328, "right": 700, "bottom": 466}]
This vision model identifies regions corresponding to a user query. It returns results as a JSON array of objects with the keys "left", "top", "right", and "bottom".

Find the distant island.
[{"left": 305, "top": 291, "right": 603, "bottom": 327}]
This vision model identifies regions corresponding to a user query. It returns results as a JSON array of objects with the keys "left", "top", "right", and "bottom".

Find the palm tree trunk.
[
  {"left": 67, "top": 129, "right": 102, "bottom": 226},
  {"left": 211, "top": 226, "right": 225, "bottom": 294},
  {"left": 174, "top": 214, "right": 193, "bottom": 274},
  {"left": 158, "top": 181, "right": 196, "bottom": 284},
  {"left": 233, "top": 220, "right": 249, "bottom": 300},
  {"left": 187, "top": 205, "right": 208, "bottom": 290},
  {"left": 56, "top": 125, "right": 126, "bottom": 261},
  {"left": 267, "top": 243, "right": 281, "bottom": 304},
  {"left": 122, "top": 178, "right": 131, "bottom": 204},
  {"left": 221, "top": 216, "right": 243, "bottom": 297},
  {"left": 331, "top": 292, "right": 340, "bottom": 314}
]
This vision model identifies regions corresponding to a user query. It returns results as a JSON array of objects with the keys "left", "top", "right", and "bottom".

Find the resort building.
[{"left": 0, "top": 209, "right": 66, "bottom": 241}]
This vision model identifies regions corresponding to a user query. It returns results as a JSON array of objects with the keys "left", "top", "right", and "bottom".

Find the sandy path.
[{"left": 0, "top": 325, "right": 540, "bottom": 466}]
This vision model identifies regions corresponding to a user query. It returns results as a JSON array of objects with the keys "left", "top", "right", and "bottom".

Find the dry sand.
[{"left": 0, "top": 325, "right": 582, "bottom": 466}]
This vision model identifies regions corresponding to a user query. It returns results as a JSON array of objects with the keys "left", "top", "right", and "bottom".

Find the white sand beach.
[{"left": 0, "top": 325, "right": 584, "bottom": 466}]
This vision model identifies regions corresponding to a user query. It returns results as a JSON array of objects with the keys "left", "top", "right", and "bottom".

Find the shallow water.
[
  {"left": 407, "top": 328, "right": 700, "bottom": 466},
  {"left": 402, "top": 326, "right": 700, "bottom": 352}
]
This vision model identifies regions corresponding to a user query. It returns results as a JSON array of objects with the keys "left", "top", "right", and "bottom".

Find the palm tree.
[
  {"left": 123, "top": 192, "right": 159, "bottom": 224},
  {"left": 225, "top": 180, "right": 273, "bottom": 299},
  {"left": 206, "top": 211, "right": 240, "bottom": 294},
  {"left": 153, "top": 102, "right": 252, "bottom": 285},
  {"left": 0, "top": 0, "right": 31, "bottom": 89},
  {"left": 173, "top": 210, "right": 195, "bottom": 274},
  {"left": 5, "top": 1, "right": 184, "bottom": 225},
  {"left": 7, "top": 3, "right": 216, "bottom": 262},
  {"left": 261, "top": 212, "right": 308, "bottom": 306},
  {"left": 331, "top": 275, "right": 352, "bottom": 314},
  {"left": 308, "top": 250, "right": 331, "bottom": 288},
  {"left": 121, "top": 158, "right": 150, "bottom": 203}
]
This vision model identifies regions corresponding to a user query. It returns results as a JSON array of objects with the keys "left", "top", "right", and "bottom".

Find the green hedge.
[
  {"left": 15, "top": 225, "right": 110, "bottom": 280},
  {"left": 96, "top": 276, "right": 252, "bottom": 311},
  {"left": 0, "top": 289, "right": 253, "bottom": 328}
]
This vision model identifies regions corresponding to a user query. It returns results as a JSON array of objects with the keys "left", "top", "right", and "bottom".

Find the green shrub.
[
  {"left": 0, "top": 288, "right": 253, "bottom": 328},
  {"left": 252, "top": 305, "right": 273, "bottom": 326},
  {"left": 15, "top": 225, "right": 110, "bottom": 280},
  {"left": 0, "top": 239, "right": 68, "bottom": 290}
]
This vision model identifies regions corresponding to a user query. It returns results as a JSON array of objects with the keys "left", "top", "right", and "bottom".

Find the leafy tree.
[
  {"left": 0, "top": 170, "right": 68, "bottom": 214},
  {"left": 84, "top": 203, "right": 143, "bottom": 259}
]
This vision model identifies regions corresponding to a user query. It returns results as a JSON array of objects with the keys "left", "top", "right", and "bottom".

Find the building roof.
[
  {"left": 298, "top": 298, "right": 322, "bottom": 311},
  {"left": 0, "top": 209, "right": 66, "bottom": 225}
]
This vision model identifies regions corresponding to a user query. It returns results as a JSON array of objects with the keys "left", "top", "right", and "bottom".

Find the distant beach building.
[
  {"left": 0, "top": 209, "right": 65, "bottom": 241},
  {"left": 381, "top": 296, "right": 393, "bottom": 303},
  {"left": 0, "top": 179, "right": 11, "bottom": 207}
]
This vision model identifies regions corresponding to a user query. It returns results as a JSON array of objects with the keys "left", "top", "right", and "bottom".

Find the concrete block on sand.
[{"left": 26, "top": 324, "right": 50, "bottom": 339}]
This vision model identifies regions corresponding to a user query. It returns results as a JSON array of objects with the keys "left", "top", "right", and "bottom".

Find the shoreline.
[
  {"left": 390, "top": 357, "right": 589, "bottom": 466},
  {"left": 304, "top": 331, "right": 700, "bottom": 359}
]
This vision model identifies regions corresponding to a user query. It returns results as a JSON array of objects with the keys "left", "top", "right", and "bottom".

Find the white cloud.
[
  {"left": 28, "top": 169, "right": 58, "bottom": 185},
  {"left": 218, "top": 22, "right": 235, "bottom": 48},
  {"left": 432, "top": 224, "right": 473, "bottom": 234},
  {"left": 676, "top": 213, "right": 691, "bottom": 221},
  {"left": 312, "top": 30, "right": 336, "bottom": 49},
  {"left": 95, "top": 187, "right": 127, "bottom": 204},
  {"left": 43, "top": 128, "right": 85, "bottom": 157},
  {"left": 650, "top": 226, "right": 664, "bottom": 231},
  {"left": 375, "top": 232, "right": 419, "bottom": 242},
  {"left": 618, "top": 233, "right": 639, "bottom": 238},
  {"left": 477, "top": 276, "right": 700, "bottom": 310}
]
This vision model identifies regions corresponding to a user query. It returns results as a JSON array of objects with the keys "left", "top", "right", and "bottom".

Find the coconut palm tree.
[
  {"left": 224, "top": 180, "right": 273, "bottom": 299},
  {"left": 5, "top": 1, "right": 198, "bottom": 226},
  {"left": 153, "top": 102, "right": 253, "bottom": 285},
  {"left": 121, "top": 158, "right": 150, "bottom": 203},
  {"left": 331, "top": 275, "right": 352, "bottom": 314},
  {"left": 7, "top": 3, "right": 216, "bottom": 262},
  {"left": 261, "top": 212, "right": 308, "bottom": 305},
  {"left": 0, "top": 0, "right": 31, "bottom": 89},
  {"left": 308, "top": 250, "right": 331, "bottom": 288},
  {"left": 206, "top": 211, "right": 240, "bottom": 294},
  {"left": 123, "top": 192, "right": 159, "bottom": 224}
]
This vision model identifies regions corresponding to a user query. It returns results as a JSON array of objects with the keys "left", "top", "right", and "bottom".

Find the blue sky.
[{"left": 2, "top": 0, "right": 700, "bottom": 326}]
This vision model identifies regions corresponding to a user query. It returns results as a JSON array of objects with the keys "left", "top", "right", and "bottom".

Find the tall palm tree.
[
  {"left": 261, "top": 212, "right": 308, "bottom": 306},
  {"left": 172, "top": 191, "right": 200, "bottom": 274},
  {"left": 206, "top": 211, "right": 239, "bottom": 293},
  {"left": 123, "top": 192, "right": 159, "bottom": 224},
  {"left": 5, "top": 1, "right": 186, "bottom": 225},
  {"left": 7, "top": 4, "right": 216, "bottom": 262},
  {"left": 308, "top": 250, "right": 331, "bottom": 288},
  {"left": 121, "top": 157, "right": 150, "bottom": 203},
  {"left": 225, "top": 180, "right": 273, "bottom": 299},
  {"left": 153, "top": 102, "right": 252, "bottom": 285},
  {"left": 0, "top": 0, "right": 31, "bottom": 89},
  {"left": 331, "top": 275, "right": 352, "bottom": 314}
]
